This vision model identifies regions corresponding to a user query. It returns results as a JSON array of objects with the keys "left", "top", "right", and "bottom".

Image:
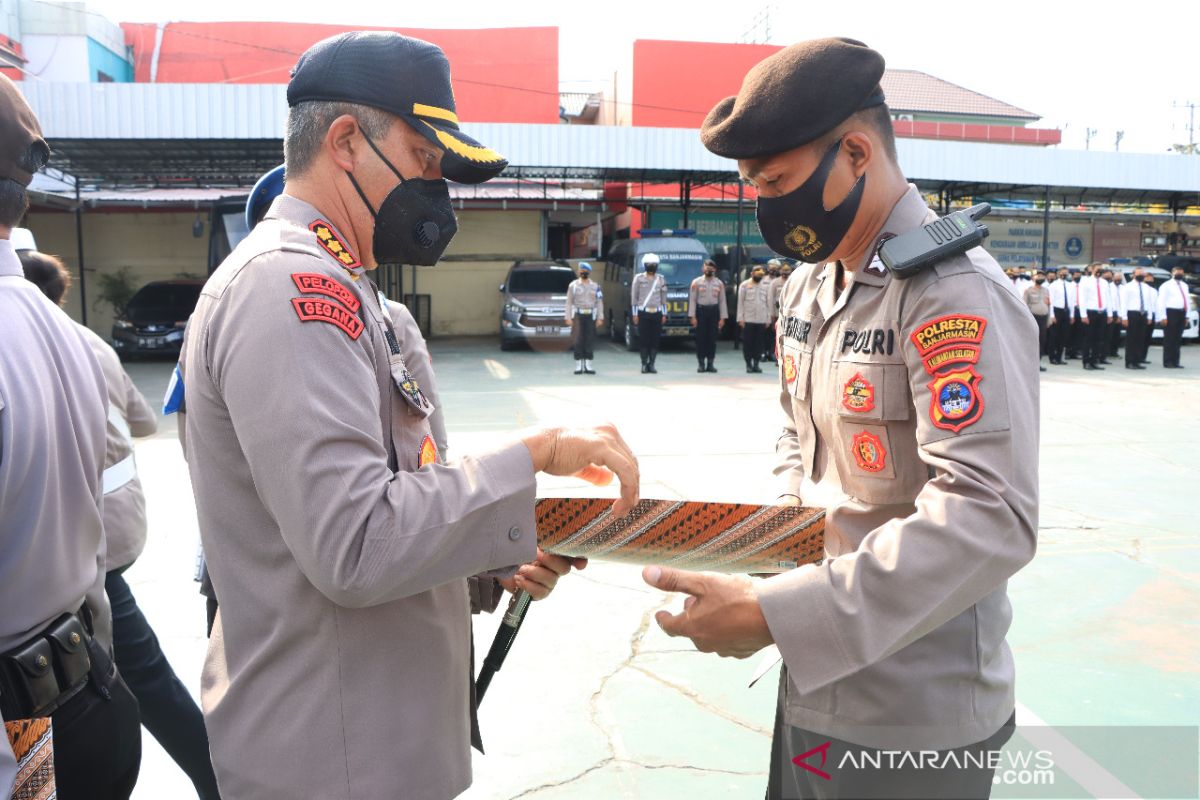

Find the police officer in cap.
[
  {"left": 0, "top": 74, "right": 141, "bottom": 799},
  {"left": 181, "top": 32, "right": 638, "bottom": 798},
  {"left": 565, "top": 260, "right": 604, "bottom": 374},
  {"left": 631, "top": 252, "right": 668, "bottom": 372},
  {"left": 640, "top": 38, "right": 1038, "bottom": 799},
  {"left": 689, "top": 258, "right": 727, "bottom": 372}
]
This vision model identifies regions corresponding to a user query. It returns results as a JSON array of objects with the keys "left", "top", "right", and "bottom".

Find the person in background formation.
[
  {"left": 1046, "top": 267, "right": 1071, "bottom": 365},
  {"left": 0, "top": 74, "right": 142, "bottom": 800},
  {"left": 565, "top": 261, "right": 603, "bottom": 375},
  {"left": 1023, "top": 270, "right": 1051, "bottom": 372},
  {"left": 1012, "top": 268, "right": 1033, "bottom": 299},
  {"left": 1118, "top": 268, "right": 1152, "bottom": 370},
  {"left": 737, "top": 264, "right": 772, "bottom": 373},
  {"left": 1108, "top": 271, "right": 1126, "bottom": 358},
  {"left": 1141, "top": 274, "right": 1159, "bottom": 365},
  {"left": 631, "top": 252, "right": 668, "bottom": 374},
  {"left": 688, "top": 258, "right": 727, "bottom": 373},
  {"left": 1078, "top": 262, "right": 1112, "bottom": 370},
  {"left": 1068, "top": 267, "right": 1085, "bottom": 360},
  {"left": 1157, "top": 267, "right": 1190, "bottom": 369},
  {"left": 762, "top": 259, "right": 782, "bottom": 362}
]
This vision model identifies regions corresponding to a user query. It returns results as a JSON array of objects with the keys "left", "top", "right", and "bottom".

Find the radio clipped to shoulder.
[{"left": 879, "top": 203, "right": 992, "bottom": 280}]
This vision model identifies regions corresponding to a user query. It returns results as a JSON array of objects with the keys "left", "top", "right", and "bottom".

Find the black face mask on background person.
[
  {"left": 752, "top": 274, "right": 764, "bottom": 283},
  {"left": 1135, "top": 275, "right": 1145, "bottom": 283},
  {"left": 756, "top": 137, "right": 865, "bottom": 264},
  {"left": 345, "top": 131, "right": 458, "bottom": 266},
  {"left": 1073, "top": 275, "right": 1081, "bottom": 282},
  {"left": 1035, "top": 278, "right": 1045, "bottom": 285},
  {"left": 645, "top": 266, "right": 657, "bottom": 274},
  {"left": 704, "top": 269, "right": 716, "bottom": 278},
  {"left": 1175, "top": 273, "right": 1186, "bottom": 281}
]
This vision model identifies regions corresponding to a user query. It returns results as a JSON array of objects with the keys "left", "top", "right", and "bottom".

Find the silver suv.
[{"left": 499, "top": 260, "right": 577, "bottom": 351}]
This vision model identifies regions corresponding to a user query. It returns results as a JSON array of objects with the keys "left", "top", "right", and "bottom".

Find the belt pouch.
[
  {"left": 1, "top": 639, "right": 58, "bottom": 719},
  {"left": 44, "top": 614, "right": 92, "bottom": 694}
]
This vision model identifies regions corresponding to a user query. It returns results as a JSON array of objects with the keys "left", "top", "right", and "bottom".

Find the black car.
[{"left": 111, "top": 280, "right": 204, "bottom": 358}]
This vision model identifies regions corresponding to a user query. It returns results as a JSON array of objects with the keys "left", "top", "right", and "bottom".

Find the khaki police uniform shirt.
[
  {"left": 1023, "top": 285, "right": 1051, "bottom": 317},
  {"left": 630, "top": 271, "right": 667, "bottom": 314},
  {"left": 564, "top": 278, "right": 604, "bottom": 322},
  {"left": 384, "top": 299, "right": 448, "bottom": 458},
  {"left": 759, "top": 186, "right": 1039, "bottom": 751},
  {"left": 182, "top": 195, "right": 537, "bottom": 799},
  {"left": 737, "top": 278, "right": 773, "bottom": 324},
  {"left": 76, "top": 324, "right": 157, "bottom": 570},
  {"left": 0, "top": 240, "right": 112, "bottom": 661},
  {"left": 688, "top": 275, "right": 728, "bottom": 319},
  {"left": 770, "top": 274, "right": 791, "bottom": 318}
]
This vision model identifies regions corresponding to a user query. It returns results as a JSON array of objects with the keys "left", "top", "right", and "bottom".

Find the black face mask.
[
  {"left": 1175, "top": 274, "right": 1186, "bottom": 281},
  {"left": 1035, "top": 279, "right": 1045, "bottom": 285},
  {"left": 1135, "top": 275, "right": 1145, "bottom": 282},
  {"left": 346, "top": 132, "right": 458, "bottom": 266},
  {"left": 704, "top": 269, "right": 716, "bottom": 278},
  {"left": 645, "top": 266, "right": 657, "bottom": 274},
  {"left": 1073, "top": 275, "right": 1081, "bottom": 282},
  {"left": 756, "top": 138, "right": 864, "bottom": 264}
]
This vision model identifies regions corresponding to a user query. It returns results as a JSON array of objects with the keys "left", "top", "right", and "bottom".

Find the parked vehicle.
[
  {"left": 498, "top": 259, "right": 577, "bottom": 351},
  {"left": 600, "top": 230, "right": 710, "bottom": 350},
  {"left": 111, "top": 280, "right": 203, "bottom": 358}
]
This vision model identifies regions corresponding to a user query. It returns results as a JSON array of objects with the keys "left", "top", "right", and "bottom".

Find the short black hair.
[
  {"left": 0, "top": 144, "right": 46, "bottom": 228},
  {"left": 850, "top": 103, "right": 898, "bottom": 162},
  {"left": 19, "top": 249, "right": 71, "bottom": 305}
]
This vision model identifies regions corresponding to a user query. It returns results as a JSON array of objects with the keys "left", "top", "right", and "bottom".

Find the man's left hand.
[
  {"left": 642, "top": 566, "right": 774, "bottom": 658},
  {"left": 499, "top": 549, "right": 588, "bottom": 600}
]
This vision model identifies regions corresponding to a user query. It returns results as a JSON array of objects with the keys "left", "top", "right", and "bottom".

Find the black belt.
[{"left": 0, "top": 606, "right": 94, "bottom": 720}]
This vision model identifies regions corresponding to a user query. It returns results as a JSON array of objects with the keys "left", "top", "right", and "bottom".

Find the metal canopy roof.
[{"left": 18, "top": 83, "right": 1200, "bottom": 207}]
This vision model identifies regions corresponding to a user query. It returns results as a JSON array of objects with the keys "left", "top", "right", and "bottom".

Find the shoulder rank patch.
[
  {"left": 291, "top": 297, "right": 364, "bottom": 340},
  {"left": 922, "top": 344, "right": 981, "bottom": 375},
  {"left": 417, "top": 435, "right": 438, "bottom": 469},
  {"left": 852, "top": 431, "right": 887, "bottom": 472},
  {"left": 291, "top": 273, "right": 360, "bottom": 313},
  {"left": 783, "top": 354, "right": 798, "bottom": 384},
  {"left": 841, "top": 372, "right": 876, "bottom": 413},
  {"left": 308, "top": 220, "right": 361, "bottom": 270},
  {"left": 927, "top": 367, "right": 984, "bottom": 432},
  {"left": 910, "top": 314, "right": 987, "bottom": 357}
]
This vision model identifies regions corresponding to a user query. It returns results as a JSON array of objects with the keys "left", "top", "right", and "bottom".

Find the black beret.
[
  {"left": 700, "top": 37, "right": 886, "bottom": 160},
  {"left": 288, "top": 31, "right": 507, "bottom": 185}
]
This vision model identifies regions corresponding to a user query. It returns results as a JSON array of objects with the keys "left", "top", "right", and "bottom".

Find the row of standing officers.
[{"left": 564, "top": 255, "right": 797, "bottom": 375}]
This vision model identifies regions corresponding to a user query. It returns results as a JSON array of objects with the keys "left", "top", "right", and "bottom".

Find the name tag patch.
[
  {"left": 780, "top": 316, "right": 813, "bottom": 344},
  {"left": 290, "top": 297, "right": 364, "bottom": 340},
  {"left": 292, "top": 273, "right": 360, "bottom": 313}
]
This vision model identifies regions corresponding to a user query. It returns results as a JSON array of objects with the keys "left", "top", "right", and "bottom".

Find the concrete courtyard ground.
[{"left": 121, "top": 336, "right": 1199, "bottom": 799}]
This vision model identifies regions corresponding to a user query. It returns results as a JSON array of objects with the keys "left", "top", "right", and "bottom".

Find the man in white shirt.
[
  {"left": 1142, "top": 276, "right": 1160, "bottom": 365},
  {"left": 1107, "top": 271, "right": 1125, "bottom": 358},
  {"left": 1047, "top": 268, "right": 1071, "bottom": 365},
  {"left": 1157, "top": 267, "right": 1190, "bottom": 368},
  {"left": 1078, "top": 263, "right": 1111, "bottom": 370},
  {"left": 1119, "top": 269, "right": 1152, "bottom": 370}
]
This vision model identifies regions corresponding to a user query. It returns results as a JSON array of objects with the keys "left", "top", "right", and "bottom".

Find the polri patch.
[
  {"left": 910, "top": 315, "right": 987, "bottom": 357},
  {"left": 308, "top": 220, "right": 361, "bottom": 270},
  {"left": 922, "top": 344, "right": 981, "bottom": 375},
  {"left": 851, "top": 431, "right": 887, "bottom": 473},
  {"left": 927, "top": 367, "right": 984, "bottom": 432},
  {"left": 291, "top": 297, "right": 364, "bottom": 340},
  {"left": 841, "top": 372, "right": 876, "bottom": 413},
  {"left": 417, "top": 435, "right": 438, "bottom": 468},
  {"left": 291, "top": 272, "right": 360, "bottom": 313}
]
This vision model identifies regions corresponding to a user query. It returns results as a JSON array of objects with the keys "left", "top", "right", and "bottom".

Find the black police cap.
[
  {"left": 701, "top": 37, "right": 886, "bottom": 160},
  {"left": 288, "top": 31, "right": 508, "bottom": 184}
]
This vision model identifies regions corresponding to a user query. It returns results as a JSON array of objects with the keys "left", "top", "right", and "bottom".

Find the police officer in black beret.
[{"left": 642, "top": 37, "right": 1038, "bottom": 800}]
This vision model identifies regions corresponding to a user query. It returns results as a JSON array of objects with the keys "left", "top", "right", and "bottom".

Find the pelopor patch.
[{"left": 291, "top": 272, "right": 360, "bottom": 313}]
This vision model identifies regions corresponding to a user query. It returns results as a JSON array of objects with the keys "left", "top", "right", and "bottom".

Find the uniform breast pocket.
[
  {"left": 780, "top": 343, "right": 811, "bottom": 401},
  {"left": 830, "top": 362, "right": 913, "bottom": 485}
]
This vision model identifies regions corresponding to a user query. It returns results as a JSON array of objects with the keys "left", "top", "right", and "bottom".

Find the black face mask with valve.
[{"left": 346, "top": 131, "right": 458, "bottom": 266}]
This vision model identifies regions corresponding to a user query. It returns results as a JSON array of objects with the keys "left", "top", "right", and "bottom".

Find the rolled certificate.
[{"left": 536, "top": 498, "right": 825, "bottom": 574}]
